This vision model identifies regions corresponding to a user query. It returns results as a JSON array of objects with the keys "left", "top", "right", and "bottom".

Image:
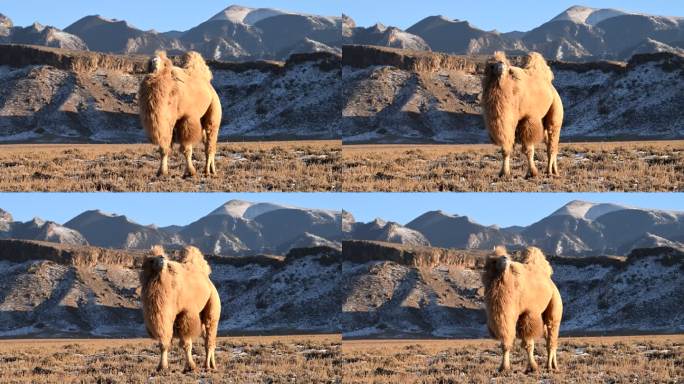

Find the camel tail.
[
  {"left": 180, "top": 246, "right": 212, "bottom": 275},
  {"left": 525, "top": 52, "right": 554, "bottom": 83},
  {"left": 520, "top": 246, "right": 553, "bottom": 276},
  {"left": 181, "top": 51, "right": 213, "bottom": 82}
]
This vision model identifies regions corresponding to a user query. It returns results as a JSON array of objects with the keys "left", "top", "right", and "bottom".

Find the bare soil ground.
[
  {"left": 342, "top": 141, "right": 684, "bottom": 192},
  {"left": 342, "top": 335, "right": 683, "bottom": 383},
  {"left": 0, "top": 141, "right": 341, "bottom": 192},
  {"left": 0, "top": 334, "right": 341, "bottom": 384}
]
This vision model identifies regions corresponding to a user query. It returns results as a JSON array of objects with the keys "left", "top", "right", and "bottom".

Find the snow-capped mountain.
[
  {"left": 1, "top": 5, "right": 342, "bottom": 61},
  {"left": 0, "top": 200, "right": 342, "bottom": 256},
  {"left": 345, "top": 5, "right": 684, "bottom": 61},
  {"left": 345, "top": 200, "right": 684, "bottom": 256}
]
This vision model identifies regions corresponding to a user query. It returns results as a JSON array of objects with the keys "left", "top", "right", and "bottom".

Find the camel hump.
[
  {"left": 520, "top": 246, "right": 553, "bottom": 276},
  {"left": 180, "top": 51, "right": 213, "bottom": 82},
  {"left": 180, "top": 245, "right": 212, "bottom": 275},
  {"left": 524, "top": 52, "right": 554, "bottom": 82}
]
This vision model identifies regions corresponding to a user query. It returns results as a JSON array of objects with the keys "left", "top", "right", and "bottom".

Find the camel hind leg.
[
  {"left": 202, "top": 92, "right": 222, "bottom": 176},
  {"left": 517, "top": 118, "right": 545, "bottom": 179},
  {"left": 517, "top": 312, "right": 543, "bottom": 373},
  {"left": 544, "top": 90, "right": 564, "bottom": 176},
  {"left": 176, "top": 117, "right": 203, "bottom": 178},
  {"left": 543, "top": 286, "right": 563, "bottom": 370},
  {"left": 201, "top": 285, "right": 221, "bottom": 370},
  {"left": 174, "top": 311, "right": 202, "bottom": 372}
]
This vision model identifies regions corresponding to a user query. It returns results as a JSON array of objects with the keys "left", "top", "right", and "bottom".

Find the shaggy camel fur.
[
  {"left": 139, "top": 51, "right": 222, "bottom": 177},
  {"left": 482, "top": 52, "right": 564, "bottom": 178},
  {"left": 140, "top": 245, "right": 221, "bottom": 372},
  {"left": 482, "top": 246, "right": 563, "bottom": 373}
]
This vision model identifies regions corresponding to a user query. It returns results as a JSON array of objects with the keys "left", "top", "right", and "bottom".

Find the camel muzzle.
[
  {"left": 496, "top": 256, "right": 510, "bottom": 272},
  {"left": 151, "top": 256, "right": 167, "bottom": 272}
]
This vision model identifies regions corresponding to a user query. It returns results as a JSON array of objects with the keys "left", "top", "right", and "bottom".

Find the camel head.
[
  {"left": 148, "top": 51, "right": 171, "bottom": 74},
  {"left": 483, "top": 245, "right": 513, "bottom": 286},
  {"left": 485, "top": 51, "right": 510, "bottom": 79},
  {"left": 141, "top": 245, "right": 169, "bottom": 282}
]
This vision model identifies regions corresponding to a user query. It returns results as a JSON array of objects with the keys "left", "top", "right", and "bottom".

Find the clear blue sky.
[
  {"left": 1, "top": 1, "right": 344, "bottom": 31},
  {"left": 2, "top": 1, "right": 681, "bottom": 32},
  {"left": 1, "top": 193, "right": 682, "bottom": 228}
]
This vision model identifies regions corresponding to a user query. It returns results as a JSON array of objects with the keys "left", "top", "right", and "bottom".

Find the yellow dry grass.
[
  {"left": 342, "top": 334, "right": 683, "bottom": 383},
  {"left": 0, "top": 334, "right": 341, "bottom": 384},
  {"left": 342, "top": 141, "right": 684, "bottom": 192},
  {"left": 0, "top": 141, "right": 341, "bottom": 192}
]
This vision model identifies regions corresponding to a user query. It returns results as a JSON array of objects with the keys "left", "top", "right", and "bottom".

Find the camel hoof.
[
  {"left": 525, "top": 365, "right": 538, "bottom": 374},
  {"left": 526, "top": 171, "right": 538, "bottom": 179},
  {"left": 156, "top": 170, "right": 168, "bottom": 178},
  {"left": 183, "top": 170, "right": 197, "bottom": 179},
  {"left": 183, "top": 365, "right": 197, "bottom": 374}
]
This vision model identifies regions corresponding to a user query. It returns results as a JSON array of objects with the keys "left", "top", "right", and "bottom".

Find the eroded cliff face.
[
  {"left": 0, "top": 239, "right": 343, "bottom": 337},
  {"left": 342, "top": 45, "right": 684, "bottom": 143},
  {"left": 0, "top": 44, "right": 341, "bottom": 142},
  {"left": 341, "top": 240, "right": 684, "bottom": 338}
]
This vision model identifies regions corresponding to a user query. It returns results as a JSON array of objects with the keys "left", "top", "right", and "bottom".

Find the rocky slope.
[
  {"left": 342, "top": 45, "right": 684, "bottom": 143},
  {"left": 0, "top": 214, "right": 87, "bottom": 246},
  {"left": 341, "top": 240, "right": 684, "bottom": 338},
  {"left": 0, "top": 44, "right": 341, "bottom": 142},
  {"left": 0, "top": 239, "right": 342, "bottom": 337},
  {"left": 1, "top": 200, "right": 342, "bottom": 257},
  {"left": 343, "top": 15, "right": 430, "bottom": 52},
  {"left": 345, "top": 200, "right": 684, "bottom": 257},
  {"left": 0, "top": 13, "right": 86, "bottom": 50},
  {"left": 345, "top": 5, "right": 684, "bottom": 61}
]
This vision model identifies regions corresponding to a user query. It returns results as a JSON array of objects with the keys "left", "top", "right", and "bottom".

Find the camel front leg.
[
  {"left": 180, "top": 337, "right": 197, "bottom": 373},
  {"left": 157, "top": 146, "right": 170, "bottom": 177},
  {"left": 522, "top": 143, "right": 538, "bottom": 178},
  {"left": 499, "top": 145, "right": 513, "bottom": 179},
  {"left": 546, "top": 322, "right": 560, "bottom": 370},
  {"left": 546, "top": 141, "right": 559, "bottom": 176},
  {"left": 204, "top": 138, "right": 217, "bottom": 176},
  {"left": 157, "top": 338, "right": 171, "bottom": 371},
  {"left": 180, "top": 144, "right": 197, "bottom": 178},
  {"left": 499, "top": 341, "right": 512, "bottom": 371},
  {"left": 522, "top": 338, "right": 538, "bottom": 373}
]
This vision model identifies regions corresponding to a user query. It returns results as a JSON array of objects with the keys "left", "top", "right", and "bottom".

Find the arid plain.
[
  {"left": 342, "top": 141, "right": 684, "bottom": 192},
  {"left": 0, "top": 141, "right": 341, "bottom": 192}
]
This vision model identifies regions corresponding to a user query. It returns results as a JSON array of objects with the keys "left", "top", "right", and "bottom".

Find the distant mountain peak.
[
  {"left": 551, "top": 5, "right": 629, "bottom": 26},
  {"left": 550, "top": 200, "right": 629, "bottom": 221},
  {"left": 208, "top": 4, "right": 291, "bottom": 25}
]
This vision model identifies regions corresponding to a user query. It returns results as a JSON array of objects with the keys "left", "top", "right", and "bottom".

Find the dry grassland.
[
  {"left": 0, "top": 334, "right": 341, "bottom": 384},
  {"left": 342, "top": 141, "right": 684, "bottom": 192},
  {"left": 342, "top": 335, "right": 683, "bottom": 383},
  {"left": 0, "top": 141, "right": 341, "bottom": 192}
]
